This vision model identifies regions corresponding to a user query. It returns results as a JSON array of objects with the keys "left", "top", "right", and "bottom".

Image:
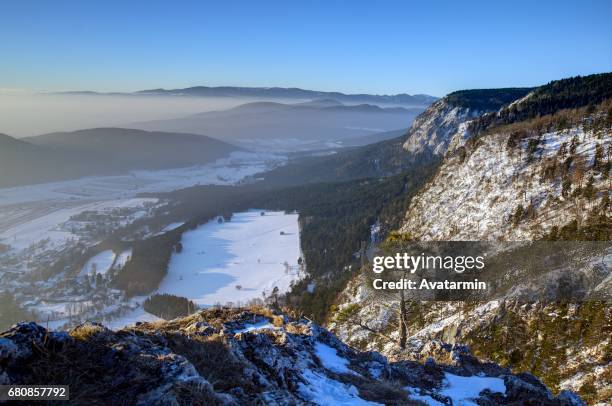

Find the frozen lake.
[{"left": 157, "top": 210, "right": 302, "bottom": 306}]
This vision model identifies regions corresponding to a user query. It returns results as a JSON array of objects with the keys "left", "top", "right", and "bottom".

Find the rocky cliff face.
[
  {"left": 400, "top": 126, "right": 610, "bottom": 241},
  {"left": 401, "top": 88, "right": 533, "bottom": 161},
  {"left": 330, "top": 81, "right": 611, "bottom": 404},
  {"left": 0, "top": 308, "right": 583, "bottom": 405},
  {"left": 401, "top": 98, "right": 480, "bottom": 159},
  {"left": 329, "top": 276, "right": 610, "bottom": 405}
]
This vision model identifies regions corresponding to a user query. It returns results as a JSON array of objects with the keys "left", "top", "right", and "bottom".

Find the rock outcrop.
[
  {"left": 402, "top": 88, "right": 532, "bottom": 161},
  {"left": 0, "top": 308, "right": 583, "bottom": 405}
]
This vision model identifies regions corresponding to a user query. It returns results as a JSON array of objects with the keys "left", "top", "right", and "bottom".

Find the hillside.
[
  {"left": 259, "top": 87, "right": 537, "bottom": 188},
  {"left": 26, "top": 128, "right": 238, "bottom": 173},
  {"left": 402, "top": 87, "right": 532, "bottom": 160},
  {"left": 0, "top": 308, "right": 582, "bottom": 405},
  {"left": 401, "top": 81, "right": 611, "bottom": 241},
  {"left": 260, "top": 135, "right": 417, "bottom": 185},
  {"left": 330, "top": 73, "right": 611, "bottom": 404},
  {"left": 0, "top": 128, "right": 238, "bottom": 188},
  {"left": 0, "top": 134, "right": 79, "bottom": 188},
  {"left": 130, "top": 100, "right": 424, "bottom": 151}
]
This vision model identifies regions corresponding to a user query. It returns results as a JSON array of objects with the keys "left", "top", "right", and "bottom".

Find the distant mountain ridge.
[
  {"left": 198, "top": 100, "right": 413, "bottom": 115},
  {"left": 130, "top": 99, "right": 424, "bottom": 151},
  {"left": 25, "top": 127, "right": 238, "bottom": 169},
  {"left": 0, "top": 133, "right": 74, "bottom": 188},
  {"left": 59, "top": 86, "right": 438, "bottom": 107},
  {"left": 0, "top": 128, "right": 239, "bottom": 188}
]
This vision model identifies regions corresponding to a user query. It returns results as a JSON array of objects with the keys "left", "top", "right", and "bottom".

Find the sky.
[{"left": 1, "top": 0, "right": 611, "bottom": 96}]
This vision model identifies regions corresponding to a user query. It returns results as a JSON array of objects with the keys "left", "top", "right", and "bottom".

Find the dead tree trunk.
[{"left": 399, "top": 288, "right": 407, "bottom": 349}]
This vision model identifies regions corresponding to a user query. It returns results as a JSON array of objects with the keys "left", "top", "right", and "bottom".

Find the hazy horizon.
[{"left": 0, "top": 94, "right": 266, "bottom": 138}]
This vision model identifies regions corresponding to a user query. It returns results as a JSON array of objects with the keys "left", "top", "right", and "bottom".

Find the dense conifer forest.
[{"left": 143, "top": 293, "right": 197, "bottom": 319}]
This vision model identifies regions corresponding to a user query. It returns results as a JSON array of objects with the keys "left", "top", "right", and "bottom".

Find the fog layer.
[{"left": 0, "top": 94, "right": 261, "bottom": 137}]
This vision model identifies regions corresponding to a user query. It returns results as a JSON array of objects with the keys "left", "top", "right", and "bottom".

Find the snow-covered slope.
[
  {"left": 402, "top": 98, "right": 481, "bottom": 157},
  {"left": 330, "top": 274, "right": 609, "bottom": 405},
  {"left": 157, "top": 210, "right": 302, "bottom": 306},
  {"left": 331, "top": 80, "right": 611, "bottom": 404},
  {"left": 401, "top": 88, "right": 532, "bottom": 160},
  {"left": 401, "top": 127, "right": 610, "bottom": 240}
]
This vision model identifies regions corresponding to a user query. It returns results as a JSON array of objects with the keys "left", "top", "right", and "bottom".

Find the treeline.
[
  {"left": 469, "top": 73, "right": 612, "bottom": 136},
  {"left": 494, "top": 99, "right": 612, "bottom": 145},
  {"left": 143, "top": 293, "right": 197, "bottom": 320},
  {"left": 113, "top": 232, "right": 181, "bottom": 296},
  {"left": 445, "top": 87, "right": 533, "bottom": 111}
]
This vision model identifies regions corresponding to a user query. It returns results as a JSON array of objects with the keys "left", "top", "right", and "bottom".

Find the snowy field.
[
  {"left": 79, "top": 250, "right": 116, "bottom": 277},
  {"left": 157, "top": 210, "right": 302, "bottom": 306},
  {"left": 0, "top": 197, "right": 157, "bottom": 253},
  {"left": 0, "top": 151, "right": 284, "bottom": 256},
  {"left": 0, "top": 152, "right": 287, "bottom": 330}
]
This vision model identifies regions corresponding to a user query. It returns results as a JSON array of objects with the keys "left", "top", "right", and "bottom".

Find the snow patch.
[
  {"left": 298, "top": 369, "right": 380, "bottom": 405},
  {"left": 80, "top": 250, "right": 116, "bottom": 277},
  {"left": 314, "top": 342, "right": 352, "bottom": 374},
  {"left": 113, "top": 249, "right": 132, "bottom": 270},
  {"left": 234, "top": 321, "right": 276, "bottom": 334},
  {"left": 160, "top": 222, "right": 185, "bottom": 233},
  {"left": 405, "top": 387, "right": 445, "bottom": 406},
  {"left": 439, "top": 372, "right": 506, "bottom": 405}
]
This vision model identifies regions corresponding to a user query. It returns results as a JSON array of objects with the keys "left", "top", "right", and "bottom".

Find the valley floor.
[{"left": 0, "top": 151, "right": 287, "bottom": 330}]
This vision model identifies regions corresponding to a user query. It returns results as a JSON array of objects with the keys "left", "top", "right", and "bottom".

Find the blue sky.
[{"left": 2, "top": 0, "right": 610, "bottom": 96}]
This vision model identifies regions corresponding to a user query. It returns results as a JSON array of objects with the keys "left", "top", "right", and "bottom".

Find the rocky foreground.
[{"left": 0, "top": 308, "right": 584, "bottom": 405}]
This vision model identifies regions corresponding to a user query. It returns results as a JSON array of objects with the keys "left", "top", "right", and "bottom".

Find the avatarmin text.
[{"left": 372, "top": 278, "right": 487, "bottom": 290}]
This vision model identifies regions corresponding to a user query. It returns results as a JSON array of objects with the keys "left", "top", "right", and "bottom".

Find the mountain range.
[
  {"left": 61, "top": 86, "right": 438, "bottom": 107},
  {"left": 0, "top": 97, "right": 426, "bottom": 188},
  {"left": 128, "top": 99, "right": 423, "bottom": 151}
]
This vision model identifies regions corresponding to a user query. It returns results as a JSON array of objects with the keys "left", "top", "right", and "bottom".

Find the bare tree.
[{"left": 572, "top": 155, "right": 588, "bottom": 189}]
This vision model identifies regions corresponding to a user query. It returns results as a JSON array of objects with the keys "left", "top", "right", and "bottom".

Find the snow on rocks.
[
  {"left": 314, "top": 341, "right": 353, "bottom": 374},
  {"left": 439, "top": 372, "right": 506, "bottom": 404},
  {"left": 298, "top": 369, "right": 379, "bottom": 405},
  {"left": 0, "top": 309, "right": 582, "bottom": 405},
  {"left": 401, "top": 127, "right": 610, "bottom": 241},
  {"left": 404, "top": 386, "right": 445, "bottom": 406},
  {"left": 234, "top": 321, "right": 276, "bottom": 334},
  {"left": 402, "top": 98, "right": 481, "bottom": 158}
]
